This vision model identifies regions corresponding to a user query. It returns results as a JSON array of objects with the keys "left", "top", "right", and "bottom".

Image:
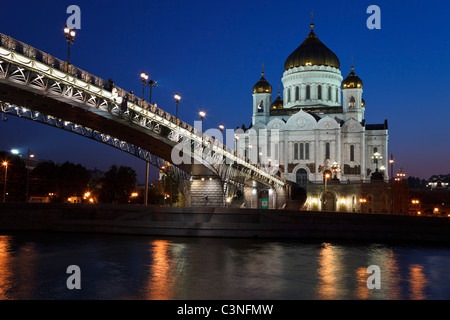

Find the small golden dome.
[
  {"left": 253, "top": 72, "right": 272, "bottom": 94},
  {"left": 343, "top": 66, "right": 363, "bottom": 89},
  {"left": 271, "top": 91, "right": 284, "bottom": 109}
]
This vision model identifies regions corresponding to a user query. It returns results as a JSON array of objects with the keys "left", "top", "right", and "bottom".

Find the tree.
[
  {"left": 0, "top": 151, "right": 27, "bottom": 202},
  {"left": 98, "top": 165, "right": 137, "bottom": 204},
  {"left": 30, "top": 161, "right": 91, "bottom": 202}
]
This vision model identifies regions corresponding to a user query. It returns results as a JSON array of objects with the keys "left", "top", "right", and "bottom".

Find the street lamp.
[
  {"left": 234, "top": 134, "right": 240, "bottom": 157},
  {"left": 140, "top": 72, "right": 150, "bottom": 206},
  {"left": 64, "top": 26, "right": 76, "bottom": 66},
  {"left": 324, "top": 172, "right": 331, "bottom": 207},
  {"left": 331, "top": 161, "right": 341, "bottom": 180},
  {"left": 174, "top": 94, "right": 181, "bottom": 119},
  {"left": 389, "top": 154, "right": 394, "bottom": 181},
  {"left": 199, "top": 111, "right": 206, "bottom": 129},
  {"left": 199, "top": 111, "right": 206, "bottom": 150},
  {"left": 148, "top": 80, "right": 158, "bottom": 104},
  {"left": 372, "top": 152, "right": 382, "bottom": 171},
  {"left": 2, "top": 161, "right": 8, "bottom": 203},
  {"left": 140, "top": 72, "right": 149, "bottom": 100},
  {"left": 26, "top": 149, "right": 35, "bottom": 203},
  {"left": 219, "top": 124, "right": 225, "bottom": 150}
]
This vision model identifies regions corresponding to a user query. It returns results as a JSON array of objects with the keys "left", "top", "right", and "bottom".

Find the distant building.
[
  {"left": 29, "top": 196, "right": 50, "bottom": 203},
  {"left": 428, "top": 176, "right": 449, "bottom": 190}
]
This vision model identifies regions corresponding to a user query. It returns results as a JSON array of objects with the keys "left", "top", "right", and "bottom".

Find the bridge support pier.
[
  {"left": 242, "top": 183, "right": 288, "bottom": 209},
  {"left": 190, "top": 176, "right": 226, "bottom": 208}
]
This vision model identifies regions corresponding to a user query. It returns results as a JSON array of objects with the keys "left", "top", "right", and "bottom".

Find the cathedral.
[{"left": 235, "top": 19, "right": 401, "bottom": 213}]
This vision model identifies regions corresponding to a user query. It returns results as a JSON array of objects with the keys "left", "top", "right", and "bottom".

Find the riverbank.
[{"left": 1, "top": 203, "right": 450, "bottom": 243}]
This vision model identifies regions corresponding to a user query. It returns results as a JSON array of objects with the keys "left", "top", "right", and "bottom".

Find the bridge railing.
[{"left": 0, "top": 32, "right": 284, "bottom": 186}]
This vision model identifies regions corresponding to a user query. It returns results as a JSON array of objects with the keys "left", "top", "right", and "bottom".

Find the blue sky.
[{"left": 0, "top": 0, "right": 449, "bottom": 182}]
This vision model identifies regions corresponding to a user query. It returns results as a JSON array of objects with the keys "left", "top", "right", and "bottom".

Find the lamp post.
[
  {"left": 140, "top": 72, "right": 149, "bottom": 100},
  {"left": 161, "top": 165, "right": 166, "bottom": 207},
  {"left": 140, "top": 72, "right": 149, "bottom": 206},
  {"left": 372, "top": 152, "right": 382, "bottom": 171},
  {"left": 199, "top": 111, "right": 206, "bottom": 152},
  {"left": 174, "top": 94, "right": 181, "bottom": 119},
  {"left": 331, "top": 161, "right": 341, "bottom": 180},
  {"left": 219, "top": 124, "right": 225, "bottom": 151},
  {"left": 64, "top": 26, "right": 76, "bottom": 66},
  {"left": 2, "top": 161, "right": 7, "bottom": 203},
  {"left": 324, "top": 172, "right": 331, "bottom": 208},
  {"left": 389, "top": 154, "right": 394, "bottom": 214},
  {"left": 389, "top": 154, "right": 394, "bottom": 181},
  {"left": 234, "top": 134, "right": 240, "bottom": 157},
  {"left": 26, "top": 149, "right": 35, "bottom": 203},
  {"left": 148, "top": 80, "right": 158, "bottom": 104}
]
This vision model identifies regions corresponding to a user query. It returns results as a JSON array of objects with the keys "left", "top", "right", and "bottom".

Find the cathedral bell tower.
[
  {"left": 252, "top": 65, "right": 272, "bottom": 126},
  {"left": 342, "top": 64, "right": 364, "bottom": 122}
]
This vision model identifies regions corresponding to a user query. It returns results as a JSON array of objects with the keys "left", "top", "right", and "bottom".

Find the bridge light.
[
  {"left": 219, "top": 124, "right": 224, "bottom": 132},
  {"left": 199, "top": 111, "right": 206, "bottom": 120}
]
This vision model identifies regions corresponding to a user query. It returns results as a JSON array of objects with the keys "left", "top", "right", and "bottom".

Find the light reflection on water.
[{"left": 0, "top": 232, "right": 449, "bottom": 300}]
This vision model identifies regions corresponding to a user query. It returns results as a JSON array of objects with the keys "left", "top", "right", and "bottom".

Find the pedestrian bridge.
[{"left": 0, "top": 32, "right": 288, "bottom": 208}]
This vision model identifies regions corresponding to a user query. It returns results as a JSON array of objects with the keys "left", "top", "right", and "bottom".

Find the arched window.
[
  {"left": 287, "top": 88, "right": 291, "bottom": 103},
  {"left": 295, "top": 86, "right": 300, "bottom": 101},
  {"left": 305, "top": 143, "right": 310, "bottom": 160},
  {"left": 318, "top": 85, "right": 322, "bottom": 100},
  {"left": 336, "top": 88, "right": 339, "bottom": 103},
  {"left": 294, "top": 143, "right": 299, "bottom": 160},
  {"left": 300, "top": 143, "right": 304, "bottom": 160},
  {"left": 349, "top": 96, "right": 356, "bottom": 108},
  {"left": 328, "top": 86, "right": 332, "bottom": 101},
  {"left": 306, "top": 85, "right": 311, "bottom": 100},
  {"left": 350, "top": 145, "right": 355, "bottom": 162},
  {"left": 325, "top": 142, "right": 330, "bottom": 160},
  {"left": 258, "top": 100, "right": 264, "bottom": 113}
]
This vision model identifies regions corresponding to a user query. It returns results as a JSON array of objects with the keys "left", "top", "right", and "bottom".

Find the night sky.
[{"left": 0, "top": 0, "right": 449, "bottom": 183}]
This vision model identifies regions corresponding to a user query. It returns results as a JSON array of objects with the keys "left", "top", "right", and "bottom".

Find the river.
[{"left": 0, "top": 232, "right": 449, "bottom": 300}]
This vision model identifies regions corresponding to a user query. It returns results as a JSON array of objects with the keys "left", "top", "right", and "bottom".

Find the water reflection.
[
  {"left": 409, "top": 264, "right": 427, "bottom": 300},
  {"left": 0, "top": 233, "right": 447, "bottom": 299},
  {"left": 316, "top": 243, "right": 342, "bottom": 299},
  {"left": 0, "top": 236, "right": 12, "bottom": 299},
  {"left": 147, "top": 240, "right": 175, "bottom": 300},
  {"left": 355, "top": 267, "right": 370, "bottom": 300}
]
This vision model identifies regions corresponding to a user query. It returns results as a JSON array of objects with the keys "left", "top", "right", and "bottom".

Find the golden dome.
[
  {"left": 343, "top": 66, "right": 363, "bottom": 89},
  {"left": 253, "top": 72, "right": 272, "bottom": 94},
  {"left": 284, "top": 25, "right": 340, "bottom": 71},
  {"left": 271, "top": 91, "right": 284, "bottom": 109}
]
